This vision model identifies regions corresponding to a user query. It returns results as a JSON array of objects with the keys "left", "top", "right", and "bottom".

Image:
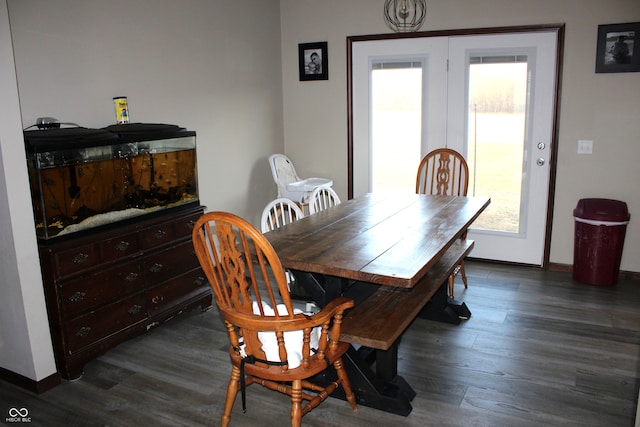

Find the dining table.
[{"left": 264, "top": 192, "right": 490, "bottom": 415}]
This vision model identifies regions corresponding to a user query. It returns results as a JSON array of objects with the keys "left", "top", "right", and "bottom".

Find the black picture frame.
[
  {"left": 595, "top": 22, "right": 640, "bottom": 73},
  {"left": 299, "top": 42, "right": 328, "bottom": 81}
]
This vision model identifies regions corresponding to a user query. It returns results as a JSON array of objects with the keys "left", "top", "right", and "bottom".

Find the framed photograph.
[
  {"left": 299, "top": 42, "right": 328, "bottom": 81},
  {"left": 595, "top": 22, "right": 640, "bottom": 73}
]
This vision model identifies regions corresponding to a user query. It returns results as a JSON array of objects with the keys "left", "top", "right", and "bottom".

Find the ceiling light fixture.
[{"left": 383, "top": 0, "right": 427, "bottom": 33}]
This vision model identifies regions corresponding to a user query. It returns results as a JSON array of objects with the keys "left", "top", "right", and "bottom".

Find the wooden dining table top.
[{"left": 264, "top": 193, "right": 490, "bottom": 289}]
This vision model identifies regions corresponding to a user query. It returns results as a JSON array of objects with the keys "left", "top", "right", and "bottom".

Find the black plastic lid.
[
  {"left": 24, "top": 127, "right": 119, "bottom": 153},
  {"left": 24, "top": 123, "right": 196, "bottom": 153},
  {"left": 102, "top": 123, "right": 195, "bottom": 143},
  {"left": 574, "top": 198, "right": 630, "bottom": 222}
]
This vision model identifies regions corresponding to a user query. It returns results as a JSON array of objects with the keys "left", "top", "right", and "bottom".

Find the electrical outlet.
[{"left": 577, "top": 139, "right": 593, "bottom": 154}]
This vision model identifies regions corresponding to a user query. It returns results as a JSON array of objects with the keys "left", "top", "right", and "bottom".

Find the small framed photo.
[
  {"left": 595, "top": 22, "right": 640, "bottom": 73},
  {"left": 299, "top": 42, "right": 328, "bottom": 81}
]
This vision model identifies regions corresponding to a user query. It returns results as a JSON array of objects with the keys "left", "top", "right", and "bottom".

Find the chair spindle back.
[{"left": 416, "top": 148, "right": 469, "bottom": 196}]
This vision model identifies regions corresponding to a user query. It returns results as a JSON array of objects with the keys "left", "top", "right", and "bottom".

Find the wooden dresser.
[{"left": 37, "top": 204, "right": 211, "bottom": 380}]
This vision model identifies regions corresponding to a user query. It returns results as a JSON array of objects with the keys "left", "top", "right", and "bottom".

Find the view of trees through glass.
[
  {"left": 371, "top": 67, "right": 422, "bottom": 196},
  {"left": 467, "top": 61, "right": 527, "bottom": 233},
  {"left": 371, "top": 60, "right": 527, "bottom": 233}
]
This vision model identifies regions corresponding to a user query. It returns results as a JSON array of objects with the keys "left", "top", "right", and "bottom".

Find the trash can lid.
[{"left": 574, "top": 198, "right": 630, "bottom": 222}]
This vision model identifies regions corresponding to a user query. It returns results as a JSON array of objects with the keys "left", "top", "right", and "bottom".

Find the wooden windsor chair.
[
  {"left": 416, "top": 148, "right": 470, "bottom": 300},
  {"left": 192, "top": 211, "right": 357, "bottom": 427}
]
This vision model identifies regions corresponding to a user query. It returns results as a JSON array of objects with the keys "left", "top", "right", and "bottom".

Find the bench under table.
[{"left": 330, "top": 239, "right": 475, "bottom": 415}]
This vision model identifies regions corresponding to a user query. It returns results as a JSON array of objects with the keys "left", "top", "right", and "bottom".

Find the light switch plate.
[{"left": 577, "top": 139, "right": 593, "bottom": 154}]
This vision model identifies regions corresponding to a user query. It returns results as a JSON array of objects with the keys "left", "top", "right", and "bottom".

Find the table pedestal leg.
[
  {"left": 292, "top": 271, "right": 343, "bottom": 308},
  {"left": 419, "top": 281, "right": 471, "bottom": 324},
  {"left": 312, "top": 343, "right": 415, "bottom": 416}
]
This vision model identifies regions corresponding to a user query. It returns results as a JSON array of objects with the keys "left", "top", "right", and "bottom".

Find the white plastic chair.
[
  {"left": 308, "top": 186, "right": 341, "bottom": 215},
  {"left": 268, "top": 154, "right": 333, "bottom": 204},
  {"left": 260, "top": 197, "right": 305, "bottom": 294},
  {"left": 260, "top": 198, "right": 305, "bottom": 233}
]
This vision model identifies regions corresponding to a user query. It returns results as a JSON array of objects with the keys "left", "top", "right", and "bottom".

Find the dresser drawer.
[
  {"left": 144, "top": 239, "right": 199, "bottom": 283},
  {"left": 139, "top": 221, "right": 177, "bottom": 249},
  {"left": 139, "top": 211, "right": 200, "bottom": 249},
  {"left": 101, "top": 231, "right": 141, "bottom": 261},
  {"left": 60, "top": 261, "right": 145, "bottom": 318},
  {"left": 173, "top": 211, "right": 200, "bottom": 239},
  {"left": 64, "top": 292, "right": 147, "bottom": 354},
  {"left": 53, "top": 243, "right": 100, "bottom": 277},
  {"left": 147, "top": 268, "right": 208, "bottom": 315}
]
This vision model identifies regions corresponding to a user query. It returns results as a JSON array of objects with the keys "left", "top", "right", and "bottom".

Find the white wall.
[
  {"left": 9, "top": 0, "right": 284, "bottom": 224},
  {"left": 3, "top": 0, "right": 284, "bottom": 382},
  {"left": 0, "top": 1, "right": 57, "bottom": 381},
  {"left": 280, "top": 0, "right": 640, "bottom": 273}
]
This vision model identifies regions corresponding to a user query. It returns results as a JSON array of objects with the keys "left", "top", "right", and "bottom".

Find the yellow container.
[{"left": 113, "top": 97, "right": 130, "bottom": 124}]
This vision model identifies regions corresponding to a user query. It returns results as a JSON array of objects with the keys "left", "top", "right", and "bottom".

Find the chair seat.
[
  {"left": 269, "top": 154, "right": 334, "bottom": 204},
  {"left": 252, "top": 301, "right": 321, "bottom": 369},
  {"left": 228, "top": 340, "right": 351, "bottom": 382},
  {"left": 286, "top": 177, "right": 333, "bottom": 192}
]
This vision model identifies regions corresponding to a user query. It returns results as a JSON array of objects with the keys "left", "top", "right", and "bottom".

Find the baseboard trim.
[
  {"left": 0, "top": 367, "right": 61, "bottom": 394},
  {"left": 548, "top": 262, "right": 573, "bottom": 273},
  {"left": 548, "top": 262, "right": 640, "bottom": 281},
  {"left": 469, "top": 259, "right": 640, "bottom": 282}
]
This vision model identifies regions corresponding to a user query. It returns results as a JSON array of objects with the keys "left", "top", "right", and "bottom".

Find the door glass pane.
[
  {"left": 371, "top": 64, "right": 422, "bottom": 195},
  {"left": 467, "top": 58, "right": 528, "bottom": 233}
]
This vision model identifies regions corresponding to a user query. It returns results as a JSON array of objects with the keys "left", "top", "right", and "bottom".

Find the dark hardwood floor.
[{"left": 2, "top": 261, "right": 639, "bottom": 426}]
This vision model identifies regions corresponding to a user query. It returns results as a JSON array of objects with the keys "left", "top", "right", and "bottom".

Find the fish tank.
[{"left": 25, "top": 123, "right": 199, "bottom": 240}]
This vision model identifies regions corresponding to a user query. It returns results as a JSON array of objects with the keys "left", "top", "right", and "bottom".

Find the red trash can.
[{"left": 573, "top": 198, "right": 630, "bottom": 286}]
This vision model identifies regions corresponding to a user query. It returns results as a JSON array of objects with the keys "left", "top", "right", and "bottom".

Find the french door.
[
  {"left": 351, "top": 36, "right": 448, "bottom": 197},
  {"left": 349, "top": 26, "right": 563, "bottom": 265},
  {"left": 448, "top": 32, "right": 559, "bottom": 265}
]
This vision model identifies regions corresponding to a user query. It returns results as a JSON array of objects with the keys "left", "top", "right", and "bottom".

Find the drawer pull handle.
[
  {"left": 72, "top": 253, "right": 89, "bottom": 264},
  {"left": 187, "top": 220, "right": 196, "bottom": 230},
  {"left": 115, "top": 241, "right": 130, "bottom": 251},
  {"left": 149, "top": 263, "right": 163, "bottom": 273},
  {"left": 125, "top": 272, "right": 139, "bottom": 282},
  {"left": 69, "top": 291, "right": 86, "bottom": 302},
  {"left": 76, "top": 326, "right": 91, "bottom": 337},
  {"left": 128, "top": 304, "right": 142, "bottom": 315},
  {"left": 151, "top": 295, "right": 164, "bottom": 305},
  {"left": 154, "top": 230, "right": 167, "bottom": 240},
  {"left": 193, "top": 276, "right": 206, "bottom": 287}
]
